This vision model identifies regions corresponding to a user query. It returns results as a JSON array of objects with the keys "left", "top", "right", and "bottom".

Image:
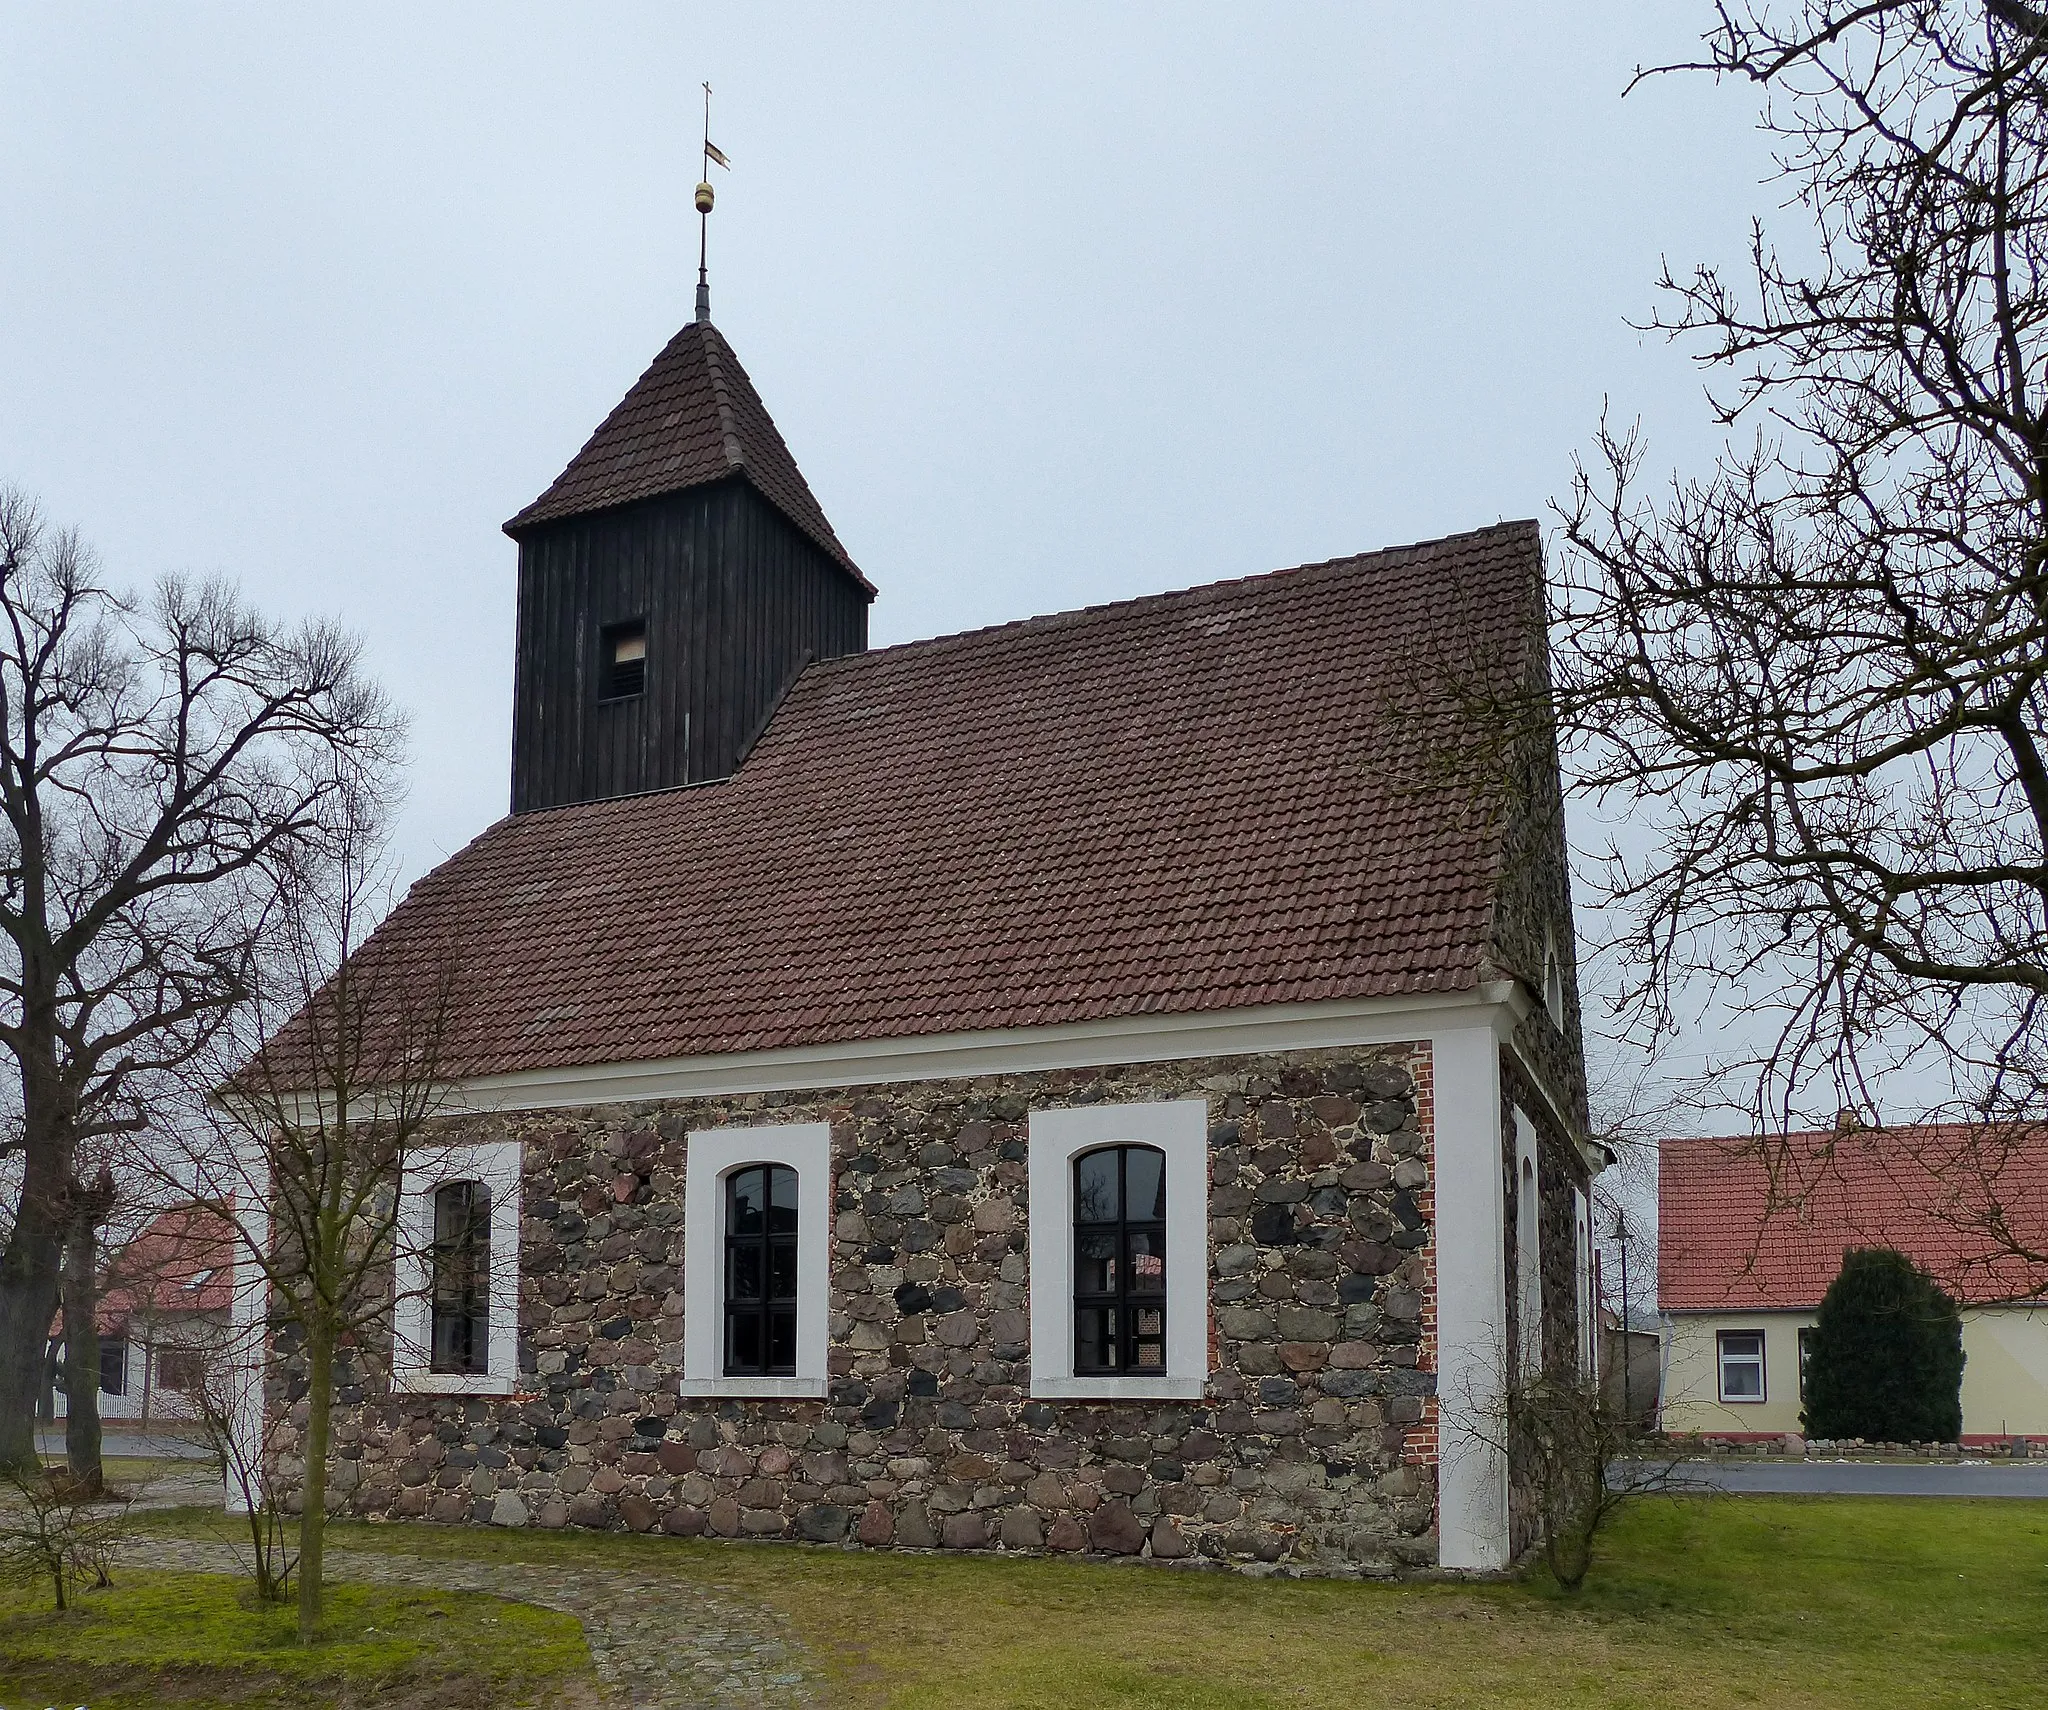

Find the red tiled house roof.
[
  {"left": 275, "top": 521, "right": 1550, "bottom": 1084},
  {"left": 1659, "top": 1127, "right": 2048, "bottom": 1311},
  {"left": 503, "top": 318, "right": 873, "bottom": 593},
  {"left": 97, "top": 1204, "right": 235, "bottom": 1334}
]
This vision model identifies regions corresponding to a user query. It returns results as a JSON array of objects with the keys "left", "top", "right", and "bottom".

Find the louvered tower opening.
[{"left": 600, "top": 619, "right": 647, "bottom": 701}]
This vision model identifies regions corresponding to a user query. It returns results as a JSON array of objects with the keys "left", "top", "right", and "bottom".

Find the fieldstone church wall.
[{"left": 271, "top": 1045, "right": 1443, "bottom": 1575}]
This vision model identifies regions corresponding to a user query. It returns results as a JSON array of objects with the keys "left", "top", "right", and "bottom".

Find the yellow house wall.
[
  {"left": 1662, "top": 1312, "right": 1812, "bottom": 1437},
  {"left": 1662, "top": 1307, "right": 2048, "bottom": 1439},
  {"left": 1961, "top": 1306, "right": 2048, "bottom": 1440}
]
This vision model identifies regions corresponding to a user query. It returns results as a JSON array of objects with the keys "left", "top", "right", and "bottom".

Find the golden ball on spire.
[{"left": 694, "top": 180, "right": 715, "bottom": 214}]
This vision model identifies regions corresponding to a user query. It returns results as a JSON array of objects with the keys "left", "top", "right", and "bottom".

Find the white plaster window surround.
[
  {"left": 1572, "top": 1184, "right": 1595, "bottom": 1381},
  {"left": 1718, "top": 1329, "right": 1767, "bottom": 1402},
  {"left": 1513, "top": 1107, "right": 1542, "bottom": 1380},
  {"left": 1028, "top": 1098, "right": 1210, "bottom": 1401},
  {"left": 681, "top": 1121, "right": 832, "bottom": 1398},
  {"left": 392, "top": 1137, "right": 523, "bottom": 1396}
]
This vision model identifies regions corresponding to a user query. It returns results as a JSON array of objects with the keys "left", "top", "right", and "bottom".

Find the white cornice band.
[{"left": 442, "top": 983, "right": 1536, "bottom": 1113}]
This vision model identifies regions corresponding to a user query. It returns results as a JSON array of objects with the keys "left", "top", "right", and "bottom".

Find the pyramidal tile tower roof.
[{"left": 504, "top": 319, "right": 871, "bottom": 593}]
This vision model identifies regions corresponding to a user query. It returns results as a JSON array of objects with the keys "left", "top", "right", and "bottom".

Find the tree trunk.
[
  {"left": 295, "top": 1313, "right": 334, "bottom": 1646},
  {"left": 0, "top": 1147, "right": 68, "bottom": 1471},
  {"left": 61, "top": 1217, "right": 103, "bottom": 1496}
]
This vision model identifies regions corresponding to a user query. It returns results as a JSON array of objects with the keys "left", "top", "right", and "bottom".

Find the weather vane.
[{"left": 695, "top": 82, "right": 731, "bottom": 323}]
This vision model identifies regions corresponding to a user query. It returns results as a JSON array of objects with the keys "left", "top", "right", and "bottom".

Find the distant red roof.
[
  {"left": 503, "top": 318, "right": 873, "bottom": 594},
  {"left": 99, "top": 1204, "right": 235, "bottom": 1329},
  {"left": 260, "top": 521, "right": 1547, "bottom": 1085},
  {"left": 1659, "top": 1127, "right": 2048, "bottom": 1310}
]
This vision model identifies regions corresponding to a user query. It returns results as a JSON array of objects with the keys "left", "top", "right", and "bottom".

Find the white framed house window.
[
  {"left": 1717, "top": 1329, "right": 1767, "bottom": 1402},
  {"left": 1027, "top": 1098, "right": 1209, "bottom": 1401},
  {"left": 681, "top": 1122, "right": 831, "bottom": 1398},
  {"left": 392, "top": 1137, "right": 523, "bottom": 1395}
]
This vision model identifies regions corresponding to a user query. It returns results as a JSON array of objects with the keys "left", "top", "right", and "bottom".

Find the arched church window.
[
  {"left": 1072, "top": 1144, "right": 1167, "bottom": 1374},
  {"left": 724, "top": 1163, "right": 799, "bottom": 1376},
  {"left": 429, "top": 1179, "right": 491, "bottom": 1376}
]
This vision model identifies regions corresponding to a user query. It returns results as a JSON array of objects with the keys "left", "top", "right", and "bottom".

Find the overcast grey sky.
[{"left": 2, "top": 5, "right": 1783, "bottom": 1122}]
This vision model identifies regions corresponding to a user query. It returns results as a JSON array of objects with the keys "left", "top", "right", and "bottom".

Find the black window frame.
[
  {"left": 1072, "top": 1143, "right": 1168, "bottom": 1376},
  {"left": 98, "top": 1335, "right": 127, "bottom": 1397},
  {"left": 598, "top": 617, "right": 648, "bottom": 702},
  {"left": 429, "top": 1179, "right": 492, "bottom": 1377},
  {"left": 723, "top": 1163, "right": 799, "bottom": 1377}
]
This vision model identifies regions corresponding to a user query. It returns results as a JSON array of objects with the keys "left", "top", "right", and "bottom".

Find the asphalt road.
[
  {"left": 35, "top": 1425, "right": 213, "bottom": 1461},
  {"left": 1628, "top": 1458, "right": 2048, "bottom": 1497}
]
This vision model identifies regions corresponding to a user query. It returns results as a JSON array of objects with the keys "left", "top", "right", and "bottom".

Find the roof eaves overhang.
[
  {"left": 500, "top": 470, "right": 876, "bottom": 599},
  {"left": 433, "top": 983, "right": 1530, "bottom": 1115}
]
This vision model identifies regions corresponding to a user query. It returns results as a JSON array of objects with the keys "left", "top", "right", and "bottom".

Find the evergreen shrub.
[{"left": 1801, "top": 1247, "right": 1965, "bottom": 1442}]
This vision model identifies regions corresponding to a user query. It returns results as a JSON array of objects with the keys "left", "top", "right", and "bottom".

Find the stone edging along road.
[
  {"left": 122, "top": 1535, "right": 814, "bottom": 1710},
  {"left": 1617, "top": 1458, "right": 2048, "bottom": 1498}
]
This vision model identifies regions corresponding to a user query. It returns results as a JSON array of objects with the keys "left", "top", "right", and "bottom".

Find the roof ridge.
[
  {"left": 812, "top": 519, "right": 1541, "bottom": 674},
  {"left": 484, "top": 525, "right": 1542, "bottom": 826},
  {"left": 1660, "top": 1121, "right": 2040, "bottom": 1148},
  {"left": 697, "top": 323, "right": 748, "bottom": 474}
]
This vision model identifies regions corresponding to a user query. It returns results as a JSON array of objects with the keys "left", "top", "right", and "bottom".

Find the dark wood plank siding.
[{"left": 509, "top": 479, "right": 868, "bottom": 814}]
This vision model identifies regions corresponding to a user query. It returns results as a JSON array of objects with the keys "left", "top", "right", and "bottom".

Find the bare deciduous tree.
[
  {"left": 170, "top": 795, "right": 459, "bottom": 1646},
  {"left": 0, "top": 488, "right": 399, "bottom": 1473},
  {"left": 1549, "top": 4, "right": 2048, "bottom": 1228},
  {"left": 0, "top": 1464, "right": 134, "bottom": 1610},
  {"left": 1496, "top": 1365, "right": 1691, "bottom": 1589},
  {"left": 188, "top": 1324, "right": 296, "bottom": 1604}
]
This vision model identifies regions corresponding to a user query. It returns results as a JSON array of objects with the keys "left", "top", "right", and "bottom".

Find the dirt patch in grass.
[{"left": 0, "top": 1568, "right": 593, "bottom": 1710}]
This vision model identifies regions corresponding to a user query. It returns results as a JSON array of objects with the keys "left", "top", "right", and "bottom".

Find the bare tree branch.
[{"left": 0, "top": 487, "right": 402, "bottom": 1475}]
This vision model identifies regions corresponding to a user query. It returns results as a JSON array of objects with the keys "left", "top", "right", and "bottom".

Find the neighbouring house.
[
  {"left": 1659, "top": 1126, "right": 2048, "bottom": 1445},
  {"left": 51, "top": 1203, "right": 234, "bottom": 1425},
  {"left": 1595, "top": 1302, "right": 1660, "bottom": 1428},
  {"left": 241, "top": 295, "right": 1600, "bottom": 1574}
]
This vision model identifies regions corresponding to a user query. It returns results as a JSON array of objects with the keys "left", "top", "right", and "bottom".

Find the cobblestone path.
[{"left": 126, "top": 1535, "right": 816, "bottom": 1709}]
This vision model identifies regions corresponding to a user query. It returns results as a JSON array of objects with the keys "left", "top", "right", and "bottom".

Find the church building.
[{"left": 250, "top": 288, "right": 1595, "bottom": 1576}]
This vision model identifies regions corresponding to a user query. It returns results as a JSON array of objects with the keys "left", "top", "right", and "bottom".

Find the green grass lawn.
[
  {"left": 74, "top": 1495, "right": 2048, "bottom": 1708},
  {"left": 0, "top": 1567, "right": 591, "bottom": 1709}
]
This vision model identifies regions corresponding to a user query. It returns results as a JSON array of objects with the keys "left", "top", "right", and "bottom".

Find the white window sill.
[
  {"left": 1030, "top": 1374, "right": 1207, "bottom": 1401},
  {"left": 392, "top": 1370, "right": 517, "bottom": 1396},
  {"left": 678, "top": 1375, "right": 828, "bottom": 1399}
]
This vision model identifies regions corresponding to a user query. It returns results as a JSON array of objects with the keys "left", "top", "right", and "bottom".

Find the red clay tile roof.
[
  {"left": 99, "top": 1204, "right": 235, "bottom": 1329},
  {"left": 1659, "top": 1127, "right": 2048, "bottom": 1310},
  {"left": 275, "top": 521, "right": 1543, "bottom": 1083},
  {"left": 503, "top": 319, "right": 873, "bottom": 594}
]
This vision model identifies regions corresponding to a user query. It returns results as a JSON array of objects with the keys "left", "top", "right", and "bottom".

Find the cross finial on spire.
[{"left": 694, "top": 82, "right": 731, "bottom": 323}]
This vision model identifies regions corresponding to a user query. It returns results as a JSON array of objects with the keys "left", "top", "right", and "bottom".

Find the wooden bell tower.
[{"left": 502, "top": 319, "right": 872, "bottom": 814}]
